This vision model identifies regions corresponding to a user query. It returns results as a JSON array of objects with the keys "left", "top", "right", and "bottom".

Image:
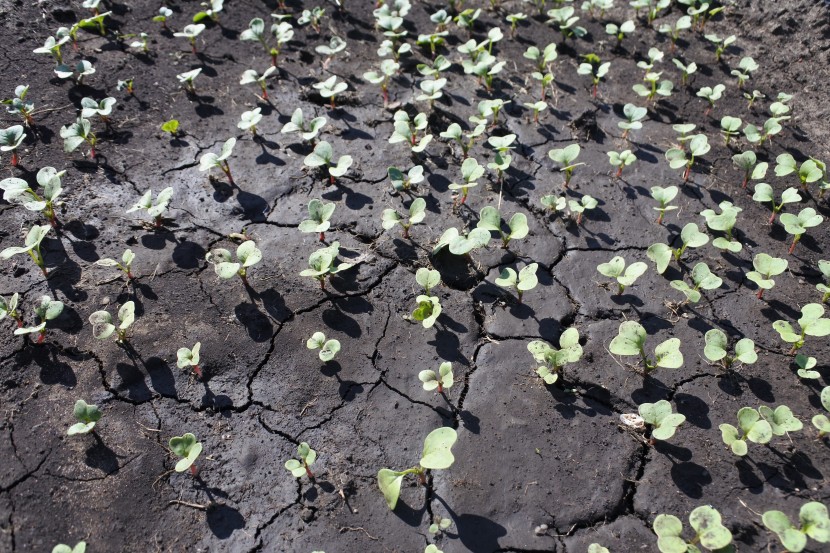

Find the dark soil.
[{"left": 1, "top": 0, "right": 829, "bottom": 552}]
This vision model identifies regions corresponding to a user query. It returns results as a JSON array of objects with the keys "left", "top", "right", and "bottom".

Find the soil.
[{"left": 1, "top": 0, "right": 830, "bottom": 552}]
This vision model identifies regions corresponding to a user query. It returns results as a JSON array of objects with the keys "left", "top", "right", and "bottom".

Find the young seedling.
[
  {"left": 240, "top": 67, "right": 277, "bottom": 100},
  {"left": 416, "top": 78, "right": 447, "bottom": 109},
  {"left": 177, "top": 342, "right": 202, "bottom": 379},
  {"left": 60, "top": 118, "right": 97, "bottom": 158},
  {"left": 313, "top": 76, "right": 348, "bottom": 110},
  {"left": 548, "top": 144, "right": 583, "bottom": 188},
  {"left": 672, "top": 58, "right": 697, "bottom": 85},
  {"left": 744, "top": 89, "right": 765, "bottom": 109},
  {"left": 625, "top": 400, "right": 686, "bottom": 442},
  {"left": 304, "top": 141, "right": 353, "bottom": 185},
  {"left": 653, "top": 506, "right": 733, "bottom": 552},
  {"left": 411, "top": 294, "right": 442, "bottom": 329},
  {"left": 3, "top": 85, "right": 35, "bottom": 127},
  {"left": 733, "top": 151, "right": 768, "bottom": 189},
  {"left": 731, "top": 56, "right": 758, "bottom": 88},
  {"left": 419, "top": 362, "right": 453, "bottom": 394},
  {"left": 477, "top": 207, "right": 529, "bottom": 249},
  {"left": 433, "top": 227, "right": 491, "bottom": 256},
  {"left": 527, "top": 327, "right": 582, "bottom": 385},
  {"left": 775, "top": 153, "right": 824, "bottom": 188},
  {"left": 176, "top": 68, "right": 202, "bottom": 93},
  {"left": 795, "top": 354, "right": 820, "bottom": 380},
  {"left": 127, "top": 187, "right": 174, "bottom": 228},
  {"left": 33, "top": 34, "right": 70, "bottom": 64},
  {"left": 597, "top": 256, "right": 647, "bottom": 295},
  {"left": 568, "top": 195, "right": 598, "bottom": 225},
  {"left": 298, "top": 7, "right": 326, "bottom": 33},
  {"left": 609, "top": 321, "right": 683, "bottom": 373},
  {"left": 650, "top": 185, "right": 678, "bottom": 225},
  {"left": 173, "top": 24, "right": 206, "bottom": 54},
  {"left": 315, "top": 36, "right": 347, "bottom": 64},
  {"left": 696, "top": 84, "right": 725, "bottom": 115},
  {"left": 388, "top": 165, "right": 425, "bottom": 193},
  {"left": 672, "top": 123, "right": 697, "bottom": 146},
  {"left": 78, "top": 98, "right": 116, "bottom": 125},
  {"left": 415, "top": 268, "right": 440, "bottom": 296},
  {"left": 773, "top": 303, "right": 830, "bottom": 354},
  {"left": 763, "top": 501, "right": 830, "bottom": 553},
  {"left": 633, "top": 71, "right": 673, "bottom": 102},
  {"left": 429, "top": 516, "right": 453, "bottom": 538},
  {"left": 670, "top": 262, "right": 722, "bottom": 303},
  {"left": 704, "top": 328, "right": 758, "bottom": 370},
  {"left": 448, "top": 157, "right": 485, "bottom": 205},
  {"left": 587, "top": 545, "right": 609, "bottom": 553},
  {"left": 780, "top": 208, "right": 823, "bottom": 254},
  {"left": 812, "top": 387, "right": 830, "bottom": 436},
  {"left": 299, "top": 242, "right": 355, "bottom": 289},
  {"left": 89, "top": 301, "right": 135, "bottom": 343},
  {"left": 299, "top": 199, "right": 335, "bottom": 242},
  {"left": 0, "top": 167, "right": 65, "bottom": 227},
  {"left": 759, "top": 404, "right": 803, "bottom": 437},
  {"left": 67, "top": 399, "right": 102, "bottom": 436},
  {"left": 161, "top": 120, "right": 181, "bottom": 138},
  {"left": 281, "top": 108, "right": 326, "bottom": 143},
  {"left": 0, "top": 293, "right": 22, "bottom": 328},
  {"left": 205, "top": 241, "right": 262, "bottom": 284},
  {"left": 54, "top": 60, "right": 96, "bottom": 85},
  {"left": 647, "top": 223, "right": 709, "bottom": 274},
  {"left": 306, "top": 331, "right": 340, "bottom": 361},
  {"left": 198, "top": 137, "right": 236, "bottom": 184},
  {"left": 701, "top": 201, "right": 742, "bottom": 252},
  {"left": 363, "top": 59, "right": 400, "bottom": 106},
  {"left": 817, "top": 260, "right": 830, "bottom": 303},
  {"left": 377, "top": 427, "right": 457, "bottom": 510},
  {"left": 665, "top": 134, "right": 710, "bottom": 181},
  {"left": 441, "top": 123, "right": 485, "bottom": 158},
  {"left": 606, "top": 20, "right": 635, "bottom": 45},
  {"left": 576, "top": 54, "right": 610, "bottom": 98},
  {"left": 506, "top": 12, "right": 527, "bottom": 36},
  {"left": 705, "top": 34, "right": 736, "bottom": 62},
  {"left": 523, "top": 101, "right": 548, "bottom": 124},
  {"left": 193, "top": 0, "right": 223, "bottom": 23},
  {"left": 285, "top": 442, "right": 317, "bottom": 479},
  {"left": 495, "top": 263, "right": 538, "bottom": 304},
  {"left": 0, "top": 125, "right": 25, "bottom": 166},
  {"left": 14, "top": 295, "right": 63, "bottom": 343},
  {"left": 153, "top": 6, "right": 173, "bottom": 29},
  {"left": 719, "top": 116, "right": 742, "bottom": 146},
  {"left": 546, "top": 6, "right": 586, "bottom": 39},
  {"left": 744, "top": 117, "right": 783, "bottom": 147},
  {"left": 169, "top": 433, "right": 203, "bottom": 476},
  {"left": 237, "top": 108, "right": 262, "bottom": 135},
  {"left": 382, "top": 198, "right": 426, "bottom": 239},
  {"left": 720, "top": 407, "right": 774, "bottom": 456},
  {"left": 0, "top": 225, "right": 51, "bottom": 276},
  {"left": 746, "top": 253, "right": 788, "bottom": 299},
  {"left": 658, "top": 16, "right": 691, "bottom": 50},
  {"left": 618, "top": 103, "right": 647, "bottom": 139}
]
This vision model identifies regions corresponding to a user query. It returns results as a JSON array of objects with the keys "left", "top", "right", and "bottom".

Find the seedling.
[
  {"left": 304, "top": 141, "right": 353, "bottom": 185},
  {"left": 377, "top": 427, "right": 457, "bottom": 510},
  {"left": 153, "top": 6, "right": 173, "bottom": 29},
  {"left": 705, "top": 33, "right": 736, "bottom": 62},
  {"left": 382, "top": 198, "right": 426, "bottom": 239},
  {"left": 647, "top": 223, "right": 709, "bottom": 274},
  {"left": 763, "top": 501, "right": 830, "bottom": 553},
  {"left": 495, "top": 263, "right": 538, "bottom": 304},
  {"left": 173, "top": 24, "right": 206, "bottom": 54},
  {"left": 720, "top": 406, "right": 774, "bottom": 456},
  {"left": 773, "top": 303, "right": 830, "bottom": 354},
  {"left": 448, "top": 157, "right": 485, "bottom": 205},
  {"left": 523, "top": 43, "right": 558, "bottom": 73},
  {"left": 548, "top": 144, "right": 583, "bottom": 188},
  {"left": 0, "top": 293, "right": 22, "bottom": 328},
  {"left": 89, "top": 301, "right": 135, "bottom": 343},
  {"left": 597, "top": 256, "right": 647, "bottom": 295},
  {"left": 719, "top": 116, "right": 742, "bottom": 146},
  {"left": 704, "top": 328, "right": 757, "bottom": 370},
  {"left": 54, "top": 60, "right": 96, "bottom": 84},
  {"left": 636, "top": 47, "right": 664, "bottom": 72},
  {"left": 240, "top": 67, "right": 277, "bottom": 100},
  {"left": 429, "top": 516, "right": 453, "bottom": 536},
  {"left": 298, "top": 7, "right": 326, "bottom": 33},
  {"left": 567, "top": 196, "right": 597, "bottom": 225},
  {"left": 606, "top": 20, "right": 635, "bottom": 44},
  {"left": 670, "top": 262, "right": 722, "bottom": 303},
  {"left": 416, "top": 78, "right": 447, "bottom": 108},
  {"left": 0, "top": 225, "right": 51, "bottom": 276},
  {"left": 0, "top": 167, "right": 65, "bottom": 227},
  {"left": 177, "top": 342, "right": 202, "bottom": 379},
  {"left": 817, "top": 260, "right": 830, "bottom": 303},
  {"left": 812, "top": 387, "right": 830, "bottom": 435},
  {"left": 433, "top": 227, "right": 490, "bottom": 256},
  {"left": 313, "top": 75, "right": 348, "bottom": 110},
  {"left": 477, "top": 206, "right": 529, "bottom": 249},
  {"left": 696, "top": 84, "right": 725, "bottom": 115},
  {"left": 414, "top": 32, "right": 447, "bottom": 57},
  {"left": 506, "top": 12, "right": 527, "bottom": 36},
  {"left": 744, "top": 118, "right": 783, "bottom": 147},
  {"left": 95, "top": 249, "right": 136, "bottom": 280},
  {"left": 307, "top": 331, "right": 341, "bottom": 361},
  {"left": 733, "top": 151, "right": 768, "bottom": 189},
  {"left": 0, "top": 125, "right": 24, "bottom": 166},
  {"left": 780, "top": 208, "right": 823, "bottom": 254},
  {"left": 439, "top": 123, "right": 484, "bottom": 158},
  {"left": 285, "top": 442, "right": 317, "bottom": 479},
  {"left": 701, "top": 201, "right": 742, "bottom": 252},
  {"left": 3, "top": 85, "right": 35, "bottom": 127},
  {"left": 412, "top": 294, "right": 442, "bottom": 328},
  {"left": 665, "top": 134, "right": 709, "bottom": 181},
  {"left": 388, "top": 165, "right": 425, "bottom": 193},
  {"left": 14, "top": 295, "right": 63, "bottom": 343},
  {"left": 419, "top": 362, "right": 453, "bottom": 393},
  {"left": 638, "top": 400, "right": 686, "bottom": 441},
  {"left": 60, "top": 118, "right": 97, "bottom": 158},
  {"left": 633, "top": 71, "right": 673, "bottom": 102},
  {"left": 161, "top": 120, "right": 180, "bottom": 137},
  {"left": 618, "top": 103, "right": 647, "bottom": 139},
  {"left": 577, "top": 54, "right": 610, "bottom": 98},
  {"left": 237, "top": 108, "right": 262, "bottom": 135},
  {"left": 609, "top": 321, "right": 683, "bottom": 373},
  {"left": 416, "top": 55, "right": 451, "bottom": 79},
  {"left": 53, "top": 543, "right": 86, "bottom": 553},
  {"left": 527, "top": 327, "right": 582, "bottom": 384},
  {"left": 650, "top": 185, "right": 678, "bottom": 225},
  {"left": 587, "top": 545, "right": 609, "bottom": 553},
  {"left": 363, "top": 59, "right": 400, "bottom": 106},
  {"left": 605, "top": 150, "right": 636, "bottom": 179},
  {"left": 300, "top": 199, "right": 335, "bottom": 241},
  {"left": 775, "top": 153, "right": 823, "bottom": 188},
  {"left": 33, "top": 34, "right": 70, "bottom": 64},
  {"left": 199, "top": 137, "right": 236, "bottom": 185},
  {"left": 672, "top": 123, "right": 697, "bottom": 145},
  {"left": 760, "top": 404, "right": 803, "bottom": 436},
  {"left": 127, "top": 187, "right": 174, "bottom": 228},
  {"left": 169, "top": 433, "right": 202, "bottom": 475},
  {"left": 524, "top": 101, "right": 548, "bottom": 124},
  {"left": 672, "top": 58, "right": 697, "bottom": 85},
  {"left": 658, "top": 16, "right": 691, "bottom": 50},
  {"left": 299, "top": 242, "right": 355, "bottom": 289},
  {"left": 744, "top": 89, "right": 765, "bottom": 109},
  {"left": 796, "top": 355, "right": 820, "bottom": 379},
  {"left": 193, "top": 0, "right": 223, "bottom": 23},
  {"left": 416, "top": 268, "right": 440, "bottom": 296},
  {"left": 176, "top": 68, "right": 202, "bottom": 93},
  {"left": 205, "top": 241, "right": 262, "bottom": 284},
  {"left": 746, "top": 253, "right": 788, "bottom": 299},
  {"left": 653, "top": 505, "right": 733, "bottom": 552},
  {"left": 281, "top": 108, "right": 326, "bottom": 142},
  {"left": 546, "top": 6, "right": 586, "bottom": 39},
  {"left": 67, "top": 399, "right": 102, "bottom": 436},
  {"left": 582, "top": 0, "right": 613, "bottom": 18}
]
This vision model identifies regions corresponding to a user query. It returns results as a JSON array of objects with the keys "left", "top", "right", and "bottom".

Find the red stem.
[
  {"left": 192, "top": 365, "right": 202, "bottom": 378},
  {"left": 37, "top": 333, "right": 45, "bottom": 344},
  {"left": 319, "top": 232, "right": 325, "bottom": 242},
  {"left": 615, "top": 166, "right": 622, "bottom": 178},
  {"left": 757, "top": 288, "right": 764, "bottom": 299},
  {"left": 683, "top": 165, "right": 690, "bottom": 182},
  {"left": 768, "top": 211, "right": 776, "bottom": 225},
  {"left": 592, "top": 84, "right": 598, "bottom": 98},
  {"left": 11, "top": 152, "right": 18, "bottom": 167},
  {"left": 788, "top": 237, "right": 798, "bottom": 255},
  {"left": 190, "top": 464, "right": 198, "bottom": 476}
]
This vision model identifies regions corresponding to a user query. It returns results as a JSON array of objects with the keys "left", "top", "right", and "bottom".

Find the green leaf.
[
  {"left": 285, "top": 459, "right": 306, "bottom": 478},
  {"left": 378, "top": 468, "right": 406, "bottom": 510},
  {"left": 689, "top": 505, "right": 732, "bottom": 550},
  {"left": 654, "top": 338, "right": 683, "bottom": 369},
  {"left": 597, "top": 256, "right": 625, "bottom": 279},
  {"left": 800, "top": 502, "right": 830, "bottom": 542},
  {"left": 420, "top": 427, "right": 457, "bottom": 470},
  {"left": 319, "top": 339, "right": 340, "bottom": 362},
  {"left": 647, "top": 243, "right": 672, "bottom": 274},
  {"left": 759, "top": 405, "right": 802, "bottom": 435},
  {"left": 704, "top": 329, "right": 728, "bottom": 362},
  {"left": 609, "top": 321, "right": 646, "bottom": 356}
]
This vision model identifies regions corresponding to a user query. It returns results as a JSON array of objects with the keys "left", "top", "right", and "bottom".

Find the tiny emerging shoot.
[
  {"left": 67, "top": 399, "right": 102, "bottom": 436},
  {"left": 303, "top": 141, "right": 353, "bottom": 185},
  {"left": 618, "top": 103, "right": 647, "bottom": 139},
  {"left": 665, "top": 134, "right": 710, "bottom": 181},
  {"left": 568, "top": 195, "right": 597, "bottom": 225},
  {"left": 773, "top": 303, "right": 830, "bottom": 355},
  {"left": 0, "top": 125, "right": 25, "bottom": 166},
  {"left": 177, "top": 342, "right": 202, "bottom": 379},
  {"left": 419, "top": 362, "right": 454, "bottom": 394},
  {"left": 576, "top": 53, "right": 610, "bottom": 98},
  {"left": 0, "top": 293, "right": 22, "bottom": 328},
  {"left": 14, "top": 295, "right": 64, "bottom": 343},
  {"left": 89, "top": 301, "right": 135, "bottom": 343},
  {"left": 812, "top": 387, "right": 830, "bottom": 436},
  {"left": 597, "top": 256, "right": 647, "bottom": 295},
  {"left": 281, "top": 108, "right": 326, "bottom": 142},
  {"left": 647, "top": 223, "right": 709, "bottom": 274},
  {"left": 388, "top": 165, "right": 425, "bottom": 193},
  {"left": 198, "top": 137, "right": 236, "bottom": 185},
  {"left": 448, "top": 157, "right": 485, "bottom": 205},
  {"left": 696, "top": 84, "right": 725, "bottom": 116},
  {"left": 0, "top": 224, "right": 51, "bottom": 276},
  {"left": 173, "top": 24, "right": 206, "bottom": 54},
  {"left": 670, "top": 262, "right": 722, "bottom": 303},
  {"left": 285, "top": 442, "right": 317, "bottom": 479},
  {"left": 205, "top": 241, "right": 262, "bottom": 284},
  {"left": 527, "top": 327, "right": 582, "bottom": 385},
  {"left": 306, "top": 331, "right": 341, "bottom": 362},
  {"left": 60, "top": 118, "right": 97, "bottom": 158},
  {"left": 704, "top": 329, "right": 757, "bottom": 370},
  {"left": 548, "top": 144, "right": 583, "bottom": 187},
  {"left": 240, "top": 67, "right": 277, "bottom": 100},
  {"left": 609, "top": 320, "right": 683, "bottom": 374},
  {"left": 650, "top": 185, "right": 678, "bottom": 225},
  {"left": 780, "top": 208, "right": 823, "bottom": 254},
  {"left": 477, "top": 206, "right": 529, "bottom": 249},
  {"left": 495, "top": 263, "right": 538, "bottom": 304},
  {"left": 299, "top": 199, "right": 336, "bottom": 241},
  {"left": 816, "top": 260, "right": 830, "bottom": 303},
  {"left": 169, "top": 433, "right": 203, "bottom": 476},
  {"left": 700, "top": 201, "right": 743, "bottom": 252},
  {"left": 720, "top": 407, "right": 772, "bottom": 456},
  {"left": 382, "top": 197, "right": 426, "bottom": 239},
  {"left": 127, "top": 187, "right": 174, "bottom": 228},
  {"left": 762, "top": 501, "right": 830, "bottom": 553},
  {"left": 312, "top": 75, "right": 348, "bottom": 110},
  {"left": 746, "top": 253, "right": 788, "bottom": 299},
  {"left": 0, "top": 167, "right": 66, "bottom": 227},
  {"left": 299, "top": 242, "right": 355, "bottom": 289},
  {"left": 733, "top": 151, "right": 768, "bottom": 189},
  {"left": 653, "top": 505, "right": 733, "bottom": 552}
]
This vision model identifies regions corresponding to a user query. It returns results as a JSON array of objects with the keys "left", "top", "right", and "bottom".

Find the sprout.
[
  {"left": 633, "top": 71, "right": 673, "bottom": 102},
  {"left": 720, "top": 407, "right": 772, "bottom": 456},
  {"left": 0, "top": 293, "right": 21, "bottom": 328},
  {"left": 176, "top": 68, "right": 202, "bottom": 93},
  {"left": 388, "top": 165, "right": 425, "bottom": 193},
  {"left": 746, "top": 253, "right": 788, "bottom": 299},
  {"left": 606, "top": 20, "right": 635, "bottom": 44},
  {"left": 653, "top": 506, "right": 733, "bottom": 552},
  {"left": 548, "top": 144, "right": 583, "bottom": 187},
  {"left": 523, "top": 100, "right": 548, "bottom": 124},
  {"left": 237, "top": 107, "right": 262, "bottom": 135},
  {"left": 199, "top": 137, "right": 236, "bottom": 185},
  {"left": 775, "top": 153, "right": 824, "bottom": 188},
  {"left": 523, "top": 43, "right": 558, "bottom": 73},
  {"left": 0, "top": 224, "right": 51, "bottom": 275},
  {"left": 269, "top": 21, "right": 295, "bottom": 66},
  {"left": 637, "top": 400, "right": 686, "bottom": 441},
  {"left": 780, "top": 208, "right": 823, "bottom": 254},
  {"left": 609, "top": 321, "right": 683, "bottom": 373},
  {"left": 696, "top": 84, "right": 725, "bottom": 115},
  {"left": 658, "top": 16, "right": 691, "bottom": 50},
  {"left": 477, "top": 206, "right": 529, "bottom": 249},
  {"left": 240, "top": 66, "right": 277, "bottom": 100},
  {"left": 54, "top": 60, "right": 96, "bottom": 85},
  {"left": 429, "top": 516, "right": 453, "bottom": 536},
  {"left": 704, "top": 329, "right": 757, "bottom": 370},
  {"left": 377, "top": 427, "right": 457, "bottom": 510},
  {"left": 672, "top": 123, "right": 697, "bottom": 145},
  {"left": 281, "top": 108, "right": 326, "bottom": 142},
  {"left": 168, "top": 433, "right": 203, "bottom": 475},
  {"left": 813, "top": 388, "right": 830, "bottom": 436},
  {"left": 153, "top": 6, "right": 173, "bottom": 29},
  {"left": 67, "top": 399, "right": 102, "bottom": 436},
  {"left": 53, "top": 543, "right": 86, "bottom": 553},
  {"left": 416, "top": 268, "right": 441, "bottom": 296},
  {"left": 672, "top": 58, "right": 697, "bottom": 85},
  {"left": 0, "top": 125, "right": 25, "bottom": 166},
  {"left": 618, "top": 103, "right": 647, "bottom": 139},
  {"left": 705, "top": 33, "right": 736, "bottom": 62},
  {"left": 732, "top": 151, "right": 768, "bottom": 189},
  {"left": 568, "top": 195, "right": 597, "bottom": 225},
  {"left": 3, "top": 85, "right": 35, "bottom": 127},
  {"left": 752, "top": 184, "right": 800, "bottom": 226},
  {"left": 306, "top": 331, "right": 340, "bottom": 361},
  {"left": 416, "top": 55, "right": 451, "bottom": 79},
  {"left": 744, "top": 117, "right": 784, "bottom": 147},
  {"left": 454, "top": 8, "right": 482, "bottom": 30},
  {"left": 495, "top": 263, "right": 538, "bottom": 304},
  {"left": 527, "top": 327, "right": 582, "bottom": 385},
  {"left": 608, "top": 150, "right": 637, "bottom": 178},
  {"left": 300, "top": 199, "right": 335, "bottom": 242},
  {"left": 161, "top": 120, "right": 180, "bottom": 137},
  {"left": 382, "top": 198, "right": 426, "bottom": 239},
  {"left": 763, "top": 501, "right": 830, "bottom": 553},
  {"left": 0, "top": 167, "right": 65, "bottom": 227},
  {"left": 719, "top": 116, "right": 741, "bottom": 146},
  {"left": 33, "top": 34, "right": 70, "bottom": 64},
  {"left": 597, "top": 256, "right": 647, "bottom": 295},
  {"left": 363, "top": 59, "right": 399, "bottom": 106},
  {"left": 303, "top": 141, "right": 353, "bottom": 185},
  {"left": 315, "top": 36, "right": 347, "bottom": 58},
  {"left": 14, "top": 295, "right": 63, "bottom": 343},
  {"left": 647, "top": 223, "right": 708, "bottom": 274},
  {"left": 541, "top": 195, "right": 567, "bottom": 216},
  {"left": 665, "top": 134, "right": 710, "bottom": 181},
  {"left": 546, "top": 6, "right": 586, "bottom": 39},
  {"left": 299, "top": 241, "right": 355, "bottom": 289},
  {"left": 419, "top": 362, "right": 453, "bottom": 394},
  {"left": 205, "top": 241, "right": 262, "bottom": 284},
  {"left": 80, "top": 97, "right": 116, "bottom": 124},
  {"left": 650, "top": 185, "right": 678, "bottom": 225},
  {"left": 298, "top": 7, "right": 326, "bottom": 33},
  {"left": 759, "top": 405, "right": 803, "bottom": 436},
  {"left": 380, "top": 38, "right": 413, "bottom": 61},
  {"left": 773, "top": 303, "right": 830, "bottom": 354},
  {"left": 313, "top": 75, "right": 348, "bottom": 110},
  {"left": 817, "top": 260, "right": 830, "bottom": 303},
  {"left": 636, "top": 47, "right": 664, "bottom": 72},
  {"left": 173, "top": 24, "right": 206, "bottom": 54},
  {"left": 731, "top": 56, "right": 758, "bottom": 88},
  {"left": 177, "top": 342, "right": 203, "bottom": 379},
  {"left": 60, "top": 117, "right": 97, "bottom": 158},
  {"left": 127, "top": 187, "right": 174, "bottom": 228},
  {"left": 128, "top": 32, "right": 150, "bottom": 53},
  {"left": 744, "top": 89, "right": 765, "bottom": 109},
  {"left": 193, "top": 0, "right": 223, "bottom": 23},
  {"left": 576, "top": 53, "right": 610, "bottom": 98},
  {"left": 285, "top": 442, "right": 317, "bottom": 479},
  {"left": 670, "top": 262, "right": 722, "bottom": 303},
  {"left": 416, "top": 78, "right": 447, "bottom": 109},
  {"left": 448, "top": 157, "right": 485, "bottom": 205},
  {"left": 439, "top": 122, "right": 484, "bottom": 158},
  {"left": 795, "top": 354, "right": 819, "bottom": 380},
  {"left": 700, "top": 201, "right": 742, "bottom": 252},
  {"left": 433, "top": 227, "right": 490, "bottom": 256},
  {"left": 411, "top": 294, "right": 441, "bottom": 328},
  {"left": 89, "top": 301, "right": 135, "bottom": 343}
]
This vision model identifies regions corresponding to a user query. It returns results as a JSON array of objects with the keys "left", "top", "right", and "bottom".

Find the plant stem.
[
  {"left": 788, "top": 235, "right": 800, "bottom": 255},
  {"left": 319, "top": 232, "right": 325, "bottom": 242},
  {"left": 757, "top": 288, "right": 765, "bottom": 299}
]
